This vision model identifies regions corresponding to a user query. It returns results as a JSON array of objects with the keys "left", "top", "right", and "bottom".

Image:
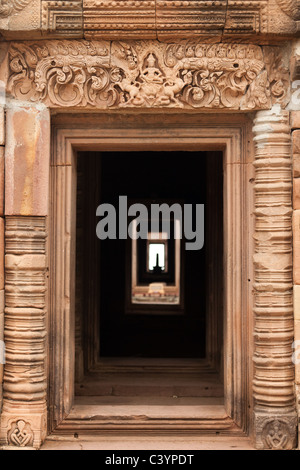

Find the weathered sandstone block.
[{"left": 5, "top": 105, "right": 50, "bottom": 216}]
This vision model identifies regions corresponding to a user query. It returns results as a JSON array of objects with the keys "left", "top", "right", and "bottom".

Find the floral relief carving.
[
  {"left": 9, "top": 41, "right": 119, "bottom": 107},
  {"left": 0, "top": 0, "right": 30, "bottom": 17},
  {"left": 7, "top": 40, "right": 288, "bottom": 111},
  {"left": 8, "top": 420, "right": 34, "bottom": 447}
]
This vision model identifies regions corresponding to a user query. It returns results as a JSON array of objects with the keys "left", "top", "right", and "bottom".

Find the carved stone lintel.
[
  {"left": 254, "top": 413, "right": 298, "bottom": 449},
  {"left": 7, "top": 40, "right": 289, "bottom": 111}
]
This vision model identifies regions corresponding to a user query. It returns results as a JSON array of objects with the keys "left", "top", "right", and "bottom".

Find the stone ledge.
[{"left": 0, "top": 0, "right": 298, "bottom": 40}]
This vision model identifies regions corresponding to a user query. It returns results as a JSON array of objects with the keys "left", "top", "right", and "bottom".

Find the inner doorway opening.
[{"left": 75, "top": 150, "right": 224, "bottom": 408}]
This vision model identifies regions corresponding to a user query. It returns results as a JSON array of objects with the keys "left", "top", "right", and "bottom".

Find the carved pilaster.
[
  {"left": 252, "top": 107, "right": 297, "bottom": 449},
  {"left": 0, "top": 217, "right": 47, "bottom": 449}
]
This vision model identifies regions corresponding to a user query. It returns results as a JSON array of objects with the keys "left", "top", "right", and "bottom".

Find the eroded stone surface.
[
  {"left": 294, "top": 210, "right": 300, "bottom": 284},
  {"left": 294, "top": 285, "right": 300, "bottom": 321},
  {"left": 0, "top": 0, "right": 41, "bottom": 38},
  {"left": 0, "top": 108, "right": 4, "bottom": 147},
  {"left": 5, "top": 104, "right": 50, "bottom": 216},
  {"left": 294, "top": 178, "right": 300, "bottom": 209},
  {"left": 0, "top": 147, "right": 4, "bottom": 217}
]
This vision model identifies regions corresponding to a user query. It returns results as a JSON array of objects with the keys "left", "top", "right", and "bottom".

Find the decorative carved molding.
[
  {"left": 0, "top": 0, "right": 30, "bottom": 18},
  {"left": 255, "top": 415, "right": 298, "bottom": 449},
  {"left": 224, "top": 0, "right": 268, "bottom": 35},
  {"left": 241, "top": 47, "right": 290, "bottom": 110},
  {"left": 83, "top": 0, "right": 268, "bottom": 39},
  {"left": 42, "top": 1, "right": 83, "bottom": 37},
  {"left": 0, "top": 0, "right": 298, "bottom": 38},
  {"left": 83, "top": 0, "right": 156, "bottom": 39},
  {"left": 8, "top": 420, "right": 33, "bottom": 447},
  {"left": 252, "top": 108, "right": 297, "bottom": 450},
  {"left": 276, "top": 0, "right": 300, "bottom": 20},
  {"left": 264, "top": 47, "right": 290, "bottom": 106},
  {"left": 7, "top": 40, "right": 289, "bottom": 110},
  {"left": 261, "top": 419, "right": 293, "bottom": 449},
  {"left": 156, "top": 0, "right": 227, "bottom": 37},
  {"left": 0, "top": 216, "right": 47, "bottom": 449}
]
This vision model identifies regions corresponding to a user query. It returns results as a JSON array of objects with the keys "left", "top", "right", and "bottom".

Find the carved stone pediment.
[
  {"left": 7, "top": 40, "right": 289, "bottom": 111},
  {"left": 0, "top": 0, "right": 298, "bottom": 40}
]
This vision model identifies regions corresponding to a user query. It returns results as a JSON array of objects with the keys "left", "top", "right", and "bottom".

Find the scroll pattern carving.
[
  {"left": 0, "top": 0, "right": 30, "bottom": 18},
  {"left": 264, "top": 48, "right": 290, "bottom": 106},
  {"left": 7, "top": 40, "right": 288, "bottom": 110},
  {"left": 0, "top": 217, "right": 47, "bottom": 448},
  {"left": 253, "top": 109, "right": 297, "bottom": 449},
  {"left": 241, "top": 47, "right": 290, "bottom": 110}
]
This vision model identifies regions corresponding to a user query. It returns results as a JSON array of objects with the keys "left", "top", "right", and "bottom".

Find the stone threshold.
[{"left": 41, "top": 435, "right": 254, "bottom": 450}]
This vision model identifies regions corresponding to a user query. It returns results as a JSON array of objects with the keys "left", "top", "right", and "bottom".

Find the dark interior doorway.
[
  {"left": 99, "top": 151, "right": 206, "bottom": 358},
  {"left": 76, "top": 150, "right": 223, "bottom": 367}
]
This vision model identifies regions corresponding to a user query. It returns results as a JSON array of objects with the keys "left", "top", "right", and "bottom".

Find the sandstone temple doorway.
[
  {"left": 46, "top": 114, "right": 251, "bottom": 437},
  {"left": 0, "top": 8, "right": 298, "bottom": 447}
]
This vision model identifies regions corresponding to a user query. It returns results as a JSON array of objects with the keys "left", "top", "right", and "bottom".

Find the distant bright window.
[
  {"left": 130, "top": 217, "right": 181, "bottom": 307},
  {"left": 148, "top": 243, "right": 165, "bottom": 271}
]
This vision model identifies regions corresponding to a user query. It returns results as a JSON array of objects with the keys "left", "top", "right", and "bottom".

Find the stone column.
[
  {"left": 0, "top": 93, "right": 5, "bottom": 415},
  {"left": 253, "top": 106, "right": 297, "bottom": 449},
  {"left": 0, "top": 102, "right": 50, "bottom": 449},
  {"left": 290, "top": 39, "right": 300, "bottom": 448}
]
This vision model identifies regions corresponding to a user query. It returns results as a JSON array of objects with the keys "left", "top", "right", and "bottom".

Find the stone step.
[
  {"left": 41, "top": 434, "right": 254, "bottom": 450},
  {"left": 76, "top": 372, "right": 223, "bottom": 397}
]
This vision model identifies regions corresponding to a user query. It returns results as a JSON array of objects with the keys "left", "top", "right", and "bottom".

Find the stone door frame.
[{"left": 45, "top": 113, "right": 253, "bottom": 437}]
